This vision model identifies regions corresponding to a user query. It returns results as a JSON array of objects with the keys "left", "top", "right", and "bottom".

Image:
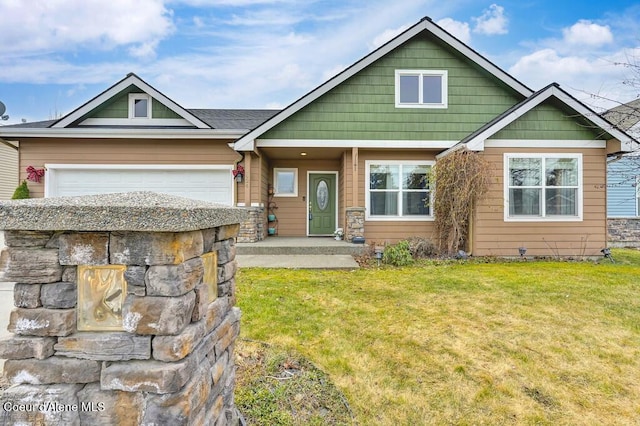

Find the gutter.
[{"left": 0, "top": 128, "right": 247, "bottom": 140}]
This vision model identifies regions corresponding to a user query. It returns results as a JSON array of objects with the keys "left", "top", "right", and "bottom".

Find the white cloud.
[
  {"left": 473, "top": 4, "right": 508, "bottom": 35},
  {"left": 0, "top": 0, "right": 174, "bottom": 57},
  {"left": 436, "top": 18, "right": 471, "bottom": 44},
  {"left": 370, "top": 25, "right": 411, "bottom": 50},
  {"left": 562, "top": 20, "right": 613, "bottom": 47},
  {"left": 508, "top": 47, "right": 638, "bottom": 110}
]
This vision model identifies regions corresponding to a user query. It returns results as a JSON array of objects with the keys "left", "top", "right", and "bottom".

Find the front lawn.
[{"left": 235, "top": 250, "right": 640, "bottom": 425}]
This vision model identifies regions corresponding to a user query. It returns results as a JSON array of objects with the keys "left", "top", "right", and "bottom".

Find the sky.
[{"left": 0, "top": 0, "right": 639, "bottom": 125}]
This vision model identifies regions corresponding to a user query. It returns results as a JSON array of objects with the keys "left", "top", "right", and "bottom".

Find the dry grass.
[{"left": 236, "top": 250, "right": 640, "bottom": 425}]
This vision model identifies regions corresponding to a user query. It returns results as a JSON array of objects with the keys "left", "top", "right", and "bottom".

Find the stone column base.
[{"left": 346, "top": 207, "right": 365, "bottom": 242}]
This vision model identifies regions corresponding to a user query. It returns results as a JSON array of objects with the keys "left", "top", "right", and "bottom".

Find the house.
[
  {"left": 0, "top": 140, "right": 19, "bottom": 200},
  {"left": 0, "top": 17, "right": 635, "bottom": 257},
  {"left": 603, "top": 100, "right": 640, "bottom": 246},
  {"left": 603, "top": 99, "right": 640, "bottom": 217}
]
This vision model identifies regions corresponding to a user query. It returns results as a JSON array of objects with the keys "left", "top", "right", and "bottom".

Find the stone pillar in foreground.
[{"left": 0, "top": 192, "right": 246, "bottom": 425}]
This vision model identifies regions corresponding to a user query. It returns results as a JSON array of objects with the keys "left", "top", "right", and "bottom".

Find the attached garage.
[{"left": 45, "top": 164, "right": 234, "bottom": 205}]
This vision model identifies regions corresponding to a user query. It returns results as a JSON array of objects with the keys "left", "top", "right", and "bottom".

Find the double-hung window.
[
  {"left": 395, "top": 70, "right": 447, "bottom": 108},
  {"left": 366, "top": 161, "right": 433, "bottom": 220},
  {"left": 505, "top": 154, "right": 582, "bottom": 220}
]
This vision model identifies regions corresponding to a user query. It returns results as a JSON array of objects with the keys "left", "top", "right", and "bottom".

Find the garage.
[{"left": 45, "top": 164, "right": 234, "bottom": 205}]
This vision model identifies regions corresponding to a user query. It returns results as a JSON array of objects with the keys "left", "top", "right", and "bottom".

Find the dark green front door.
[{"left": 309, "top": 173, "right": 336, "bottom": 235}]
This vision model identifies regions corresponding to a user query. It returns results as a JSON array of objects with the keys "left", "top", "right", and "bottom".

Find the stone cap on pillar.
[{"left": 0, "top": 191, "right": 248, "bottom": 232}]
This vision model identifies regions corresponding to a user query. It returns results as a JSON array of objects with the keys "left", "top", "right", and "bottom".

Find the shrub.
[
  {"left": 11, "top": 181, "right": 29, "bottom": 199},
  {"left": 383, "top": 241, "right": 414, "bottom": 266}
]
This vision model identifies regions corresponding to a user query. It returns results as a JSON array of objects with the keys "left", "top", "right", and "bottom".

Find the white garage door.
[{"left": 45, "top": 165, "right": 234, "bottom": 205}]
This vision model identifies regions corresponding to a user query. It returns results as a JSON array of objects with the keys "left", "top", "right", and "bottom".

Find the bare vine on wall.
[{"left": 431, "top": 150, "right": 492, "bottom": 255}]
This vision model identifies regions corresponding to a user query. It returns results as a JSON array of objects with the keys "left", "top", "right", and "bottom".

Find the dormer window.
[
  {"left": 129, "top": 94, "right": 151, "bottom": 119},
  {"left": 395, "top": 70, "right": 447, "bottom": 109}
]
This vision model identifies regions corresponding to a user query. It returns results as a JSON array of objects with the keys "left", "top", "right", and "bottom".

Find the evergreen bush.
[{"left": 11, "top": 181, "right": 29, "bottom": 199}]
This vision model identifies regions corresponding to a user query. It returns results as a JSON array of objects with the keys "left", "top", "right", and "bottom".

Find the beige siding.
[
  {"left": 267, "top": 159, "right": 340, "bottom": 236},
  {"left": 0, "top": 142, "right": 19, "bottom": 200},
  {"left": 473, "top": 147, "right": 607, "bottom": 257},
  {"left": 19, "top": 138, "right": 239, "bottom": 199},
  {"left": 358, "top": 150, "right": 438, "bottom": 244}
]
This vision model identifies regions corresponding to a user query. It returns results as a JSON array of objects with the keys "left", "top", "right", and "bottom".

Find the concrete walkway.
[
  {"left": 236, "top": 237, "right": 364, "bottom": 269},
  {"left": 236, "top": 254, "right": 360, "bottom": 269}
]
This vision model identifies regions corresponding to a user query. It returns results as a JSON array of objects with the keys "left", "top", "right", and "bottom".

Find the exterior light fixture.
[
  {"left": 601, "top": 248, "right": 614, "bottom": 263},
  {"left": 456, "top": 250, "right": 468, "bottom": 260},
  {"left": 374, "top": 246, "right": 384, "bottom": 266},
  {"left": 300, "top": 152, "right": 308, "bottom": 156},
  {"left": 233, "top": 165, "right": 244, "bottom": 183}
]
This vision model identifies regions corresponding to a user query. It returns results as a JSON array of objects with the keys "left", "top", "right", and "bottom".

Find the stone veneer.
[
  {"left": 345, "top": 207, "right": 365, "bottom": 243},
  {"left": 608, "top": 218, "right": 640, "bottom": 248},
  {"left": 0, "top": 192, "right": 246, "bottom": 425},
  {"left": 237, "top": 206, "right": 265, "bottom": 243}
]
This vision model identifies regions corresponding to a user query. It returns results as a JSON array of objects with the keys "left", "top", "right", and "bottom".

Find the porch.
[{"left": 235, "top": 237, "right": 365, "bottom": 269}]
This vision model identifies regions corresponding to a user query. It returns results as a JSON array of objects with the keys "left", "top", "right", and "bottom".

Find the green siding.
[
  {"left": 91, "top": 90, "right": 131, "bottom": 118},
  {"left": 494, "top": 99, "right": 605, "bottom": 140},
  {"left": 262, "top": 33, "right": 524, "bottom": 141},
  {"left": 152, "top": 101, "right": 181, "bottom": 119},
  {"left": 87, "top": 86, "right": 181, "bottom": 120}
]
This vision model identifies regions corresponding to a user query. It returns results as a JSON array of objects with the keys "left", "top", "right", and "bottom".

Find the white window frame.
[
  {"left": 129, "top": 94, "right": 152, "bottom": 119},
  {"left": 273, "top": 168, "right": 298, "bottom": 197},
  {"left": 504, "top": 153, "right": 583, "bottom": 222},
  {"left": 395, "top": 70, "right": 448, "bottom": 109},
  {"left": 365, "top": 160, "right": 434, "bottom": 221}
]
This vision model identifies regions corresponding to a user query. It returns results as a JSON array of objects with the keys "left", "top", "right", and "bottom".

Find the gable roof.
[
  {"left": 0, "top": 79, "right": 280, "bottom": 139},
  {"left": 233, "top": 16, "right": 534, "bottom": 151},
  {"left": 437, "top": 83, "right": 638, "bottom": 158},
  {"left": 53, "top": 73, "right": 211, "bottom": 129}
]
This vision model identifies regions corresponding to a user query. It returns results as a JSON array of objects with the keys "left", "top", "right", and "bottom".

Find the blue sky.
[{"left": 1, "top": 0, "right": 639, "bottom": 125}]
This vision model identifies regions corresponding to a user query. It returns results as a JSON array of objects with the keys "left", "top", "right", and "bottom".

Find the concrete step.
[
  {"left": 236, "top": 237, "right": 367, "bottom": 256},
  {"left": 236, "top": 254, "right": 359, "bottom": 269}
]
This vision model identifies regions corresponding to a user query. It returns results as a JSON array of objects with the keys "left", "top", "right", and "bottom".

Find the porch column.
[{"left": 351, "top": 147, "right": 359, "bottom": 206}]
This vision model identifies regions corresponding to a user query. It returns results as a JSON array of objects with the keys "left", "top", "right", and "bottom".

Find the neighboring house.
[
  {"left": 0, "top": 140, "right": 18, "bottom": 200},
  {"left": 603, "top": 99, "right": 640, "bottom": 217},
  {"left": 0, "top": 17, "right": 636, "bottom": 257},
  {"left": 603, "top": 99, "right": 640, "bottom": 247}
]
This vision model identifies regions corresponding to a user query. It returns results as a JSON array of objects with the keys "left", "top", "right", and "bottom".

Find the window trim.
[
  {"left": 395, "top": 70, "right": 448, "bottom": 109},
  {"left": 504, "top": 153, "right": 583, "bottom": 222},
  {"left": 273, "top": 168, "right": 298, "bottom": 197},
  {"left": 128, "top": 94, "right": 152, "bottom": 119},
  {"left": 365, "top": 160, "right": 434, "bottom": 221}
]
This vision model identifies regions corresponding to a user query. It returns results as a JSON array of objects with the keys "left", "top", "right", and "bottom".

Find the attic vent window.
[
  {"left": 395, "top": 70, "right": 447, "bottom": 109},
  {"left": 129, "top": 94, "right": 151, "bottom": 119}
]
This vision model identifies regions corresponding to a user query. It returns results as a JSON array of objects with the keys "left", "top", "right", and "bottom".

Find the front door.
[{"left": 308, "top": 173, "right": 337, "bottom": 236}]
